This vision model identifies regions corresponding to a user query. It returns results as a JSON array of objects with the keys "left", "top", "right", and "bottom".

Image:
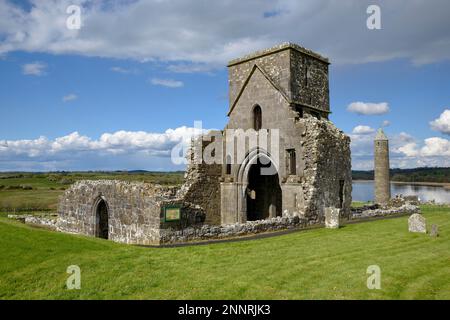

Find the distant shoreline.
[{"left": 353, "top": 180, "right": 450, "bottom": 188}]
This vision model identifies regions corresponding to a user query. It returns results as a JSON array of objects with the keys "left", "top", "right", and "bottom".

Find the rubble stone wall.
[
  {"left": 300, "top": 118, "right": 352, "bottom": 222},
  {"left": 160, "top": 215, "right": 308, "bottom": 244},
  {"left": 176, "top": 135, "right": 223, "bottom": 226}
]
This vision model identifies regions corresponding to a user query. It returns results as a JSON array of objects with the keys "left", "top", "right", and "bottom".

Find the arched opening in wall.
[
  {"left": 253, "top": 105, "right": 262, "bottom": 131},
  {"left": 246, "top": 157, "right": 282, "bottom": 221},
  {"left": 95, "top": 199, "right": 109, "bottom": 239}
]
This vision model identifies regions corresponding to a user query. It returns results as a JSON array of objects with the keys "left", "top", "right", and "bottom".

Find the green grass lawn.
[{"left": 0, "top": 205, "right": 449, "bottom": 300}]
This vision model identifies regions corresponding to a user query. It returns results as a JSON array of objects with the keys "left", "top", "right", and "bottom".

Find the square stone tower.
[
  {"left": 227, "top": 42, "right": 331, "bottom": 119},
  {"left": 221, "top": 43, "right": 352, "bottom": 225}
]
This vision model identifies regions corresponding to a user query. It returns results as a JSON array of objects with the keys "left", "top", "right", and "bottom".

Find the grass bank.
[{"left": 0, "top": 205, "right": 449, "bottom": 299}]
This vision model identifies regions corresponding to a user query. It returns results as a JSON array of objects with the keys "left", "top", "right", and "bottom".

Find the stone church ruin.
[{"left": 56, "top": 43, "right": 352, "bottom": 245}]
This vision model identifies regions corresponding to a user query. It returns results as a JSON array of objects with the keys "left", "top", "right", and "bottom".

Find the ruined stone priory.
[
  {"left": 56, "top": 42, "right": 352, "bottom": 245},
  {"left": 374, "top": 128, "right": 391, "bottom": 204}
]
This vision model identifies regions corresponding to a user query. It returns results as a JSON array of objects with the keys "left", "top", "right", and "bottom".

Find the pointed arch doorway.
[
  {"left": 94, "top": 197, "right": 109, "bottom": 239},
  {"left": 237, "top": 149, "right": 282, "bottom": 222}
]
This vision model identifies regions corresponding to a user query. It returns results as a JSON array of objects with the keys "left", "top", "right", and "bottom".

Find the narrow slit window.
[
  {"left": 253, "top": 105, "right": 262, "bottom": 131},
  {"left": 287, "top": 149, "right": 296, "bottom": 175},
  {"left": 226, "top": 155, "right": 232, "bottom": 175}
]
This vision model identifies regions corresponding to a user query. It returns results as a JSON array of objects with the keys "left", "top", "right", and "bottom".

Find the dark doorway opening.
[
  {"left": 246, "top": 158, "right": 282, "bottom": 221},
  {"left": 96, "top": 199, "right": 109, "bottom": 239}
]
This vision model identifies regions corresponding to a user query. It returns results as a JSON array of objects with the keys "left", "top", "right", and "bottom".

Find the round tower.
[{"left": 374, "top": 128, "right": 391, "bottom": 204}]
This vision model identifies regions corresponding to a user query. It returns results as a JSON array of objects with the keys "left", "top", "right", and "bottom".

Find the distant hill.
[{"left": 352, "top": 167, "right": 450, "bottom": 183}]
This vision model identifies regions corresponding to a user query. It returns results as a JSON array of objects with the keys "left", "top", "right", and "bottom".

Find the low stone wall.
[
  {"left": 8, "top": 214, "right": 58, "bottom": 230},
  {"left": 351, "top": 204, "right": 420, "bottom": 219},
  {"left": 160, "top": 215, "right": 308, "bottom": 244},
  {"left": 351, "top": 195, "right": 421, "bottom": 220}
]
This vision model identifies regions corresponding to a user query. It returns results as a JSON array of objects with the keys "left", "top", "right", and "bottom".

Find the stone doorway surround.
[
  {"left": 236, "top": 148, "right": 282, "bottom": 223},
  {"left": 93, "top": 196, "right": 109, "bottom": 239}
]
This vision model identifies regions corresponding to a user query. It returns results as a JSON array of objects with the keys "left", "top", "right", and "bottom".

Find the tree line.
[{"left": 352, "top": 167, "right": 450, "bottom": 183}]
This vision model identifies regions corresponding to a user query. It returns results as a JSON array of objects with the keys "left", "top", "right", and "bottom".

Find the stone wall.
[
  {"left": 300, "top": 117, "right": 352, "bottom": 222},
  {"left": 56, "top": 170, "right": 221, "bottom": 244},
  {"left": 290, "top": 49, "right": 329, "bottom": 113},
  {"left": 57, "top": 180, "right": 177, "bottom": 245},
  {"left": 160, "top": 215, "right": 308, "bottom": 244},
  {"left": 351, "top": 196, "right": 421, "bottom": 219},
  {"left": 8, "top": 214, "right": 58, "bottom": 230},
  {"left": 228, "top": 44, "right": 291, "bottom": 106},
  {"left": 176, "top": 135, "right": 223, "bottom": 225},
  {"left": 351, "top": 204, "right": 420, "bottom": 219}
]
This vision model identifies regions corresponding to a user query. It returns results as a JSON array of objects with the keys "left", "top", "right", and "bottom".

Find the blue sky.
[{"left": 0, "top": 0, "right": 449, "bottom": 171}]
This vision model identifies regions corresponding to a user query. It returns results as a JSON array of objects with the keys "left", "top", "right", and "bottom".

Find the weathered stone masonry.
[
  {"left": 57, "top": 181, "right": 172, "bottom": 245},
  {"left": 58, "top": 179, "right": 216, "bottom": 244},
  {"left": 220, "top": 43, "right": 351, "bottom": 224},
  {"left": 56, "top": 42, "right": 353, "bottom": 245}
]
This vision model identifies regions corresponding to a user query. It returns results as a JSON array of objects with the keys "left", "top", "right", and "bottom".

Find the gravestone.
[
  {"left": 325, "top": 207, "right": 340, "bottom": 229},
  {"left": 408, "top": 213, "right": 426, "bottom": 233},
  {"left": 430, "top": 224, "right": 439, "bottom": 237}
]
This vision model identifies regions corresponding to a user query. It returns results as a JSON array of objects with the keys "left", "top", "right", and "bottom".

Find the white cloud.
[
  {"left": 2, "top": 126, "right": 448, "bottom": 171},
  {"left": 0, "top": 126, "right": 207, "bottom": 171},
  {"left": 398, "top": 143, "right": 419, "bottom": 157},
  {"left": 349, "top": 129, "right": 450, "bottom": 169},
  {"left": 62, "top": 93, "right": 78, "bottom": 102},
  {"left": 1, "top": 0, "right": 450, "bottom": 69},
  {"left": 430, "top": 109, "right": 450, "bottom": 135},
  {"left": 420, "top": 137, "right": 450, "bottom": 157},
  {"left": 22, "top": 62, "right": 46, "bottom": 76},
  {"left": 150, "top": 78, "right": 184, "bottom": 88},
  {"left": 381, "top": 120, "right": 390, "bottom": 127},
  {"left": 397, "top": 137, "right": 450, "bottom": 158},
  {"left": 347, "top": 102, "right": 389, "bottom": 115},
  {"left": 110, "top": 66, "right": 137, "bottom": 74},
  {"left": 167, "top": 63, "right": 213, "bottom": 74},
  {"left": 352, "top": 125, "right": 375, "bottom": 134}
]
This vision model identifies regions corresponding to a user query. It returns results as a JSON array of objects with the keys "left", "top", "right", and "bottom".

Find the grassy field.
[
  {"left": 0, "top": 205, "right": 449, "bottom": 300},
  {"left": 0, "top": 172, "right": 184, "bottom": 213}
]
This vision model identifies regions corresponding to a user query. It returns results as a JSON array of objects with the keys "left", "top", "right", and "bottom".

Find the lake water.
[{"left": 352, "top": 181, "right": 450, "bottom": 204}]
